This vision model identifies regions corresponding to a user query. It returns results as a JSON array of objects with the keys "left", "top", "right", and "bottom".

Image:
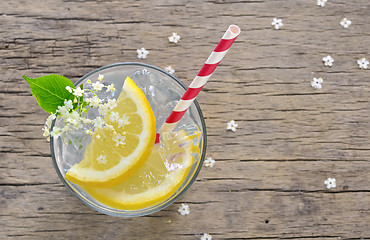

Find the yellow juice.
[{"left": 81, "top": 131, "right": 199, "bottom": 210}]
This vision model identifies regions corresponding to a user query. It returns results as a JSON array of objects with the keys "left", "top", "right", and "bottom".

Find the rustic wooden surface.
[{"left": 1, "top": 0, "right": 369, "bottom": 239}]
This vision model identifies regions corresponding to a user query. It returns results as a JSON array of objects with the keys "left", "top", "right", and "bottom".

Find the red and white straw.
[{"left": 155, "top": 25, "right": 241, "bottom": 143}]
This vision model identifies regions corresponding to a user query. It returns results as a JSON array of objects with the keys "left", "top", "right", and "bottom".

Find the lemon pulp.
[
  {"left": 81, "top": 131, "right": 200, "bottom": 210},
  {"left": 65, "top": 77, "right": 156, "bottom": 187}
]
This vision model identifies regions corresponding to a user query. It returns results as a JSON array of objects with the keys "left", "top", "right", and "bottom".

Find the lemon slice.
[
  {"left": 81, "top": 131, "right": 200, "bottom": 210},
  {"left": 65, "top": 77, "right": 156, "bottom": 187}
]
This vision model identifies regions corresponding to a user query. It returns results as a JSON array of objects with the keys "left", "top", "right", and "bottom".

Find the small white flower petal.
[
  {"left": 165, "top": 65, "right": 175, "bottom": 74},
  {"left": 168, "top": 33, "right": 180, "bottom": 43},
  {"left": 73, "top": 87, "right": 84, "bottom": 97},
  {"left": 97, "top": 154, "right": 107, "bottom": 164},
  {"left": 204, "top": 157, "right": 215, "bottom": 168},
  {"left": 107, "top": 99, "right": 117, "bottom": 109},
  {"left": 137, "top": 48, "right": 149, "bottom": 59},
  {"left": 109, "top": 111, "right": 120, "bottom": 122},
  {"left": 227, "top": 120, "right": 238, "bottom": 132},
  {"left": 92, "top": 81, "right": 104, "bottom": 91},
  {"left": 178, "top": 203, "right": 190, "bottom": 215},
  {"left": 63, "top": 99, "right": 73, "bottom": 111},
  {"left": 201, "top": 233, "right": 213, "bottom": 240},
  {"left": 311, "top": 77, "right": 323, "bottom": 89},
  {"left": 50, "top": 126, "right": 62, "bottom": 139},
  {"left": 271, "top": 18, "right": 283, "bottom": 30},
  {"left": 317, "top": 0, "right": 327, "bottom": 7},
  {"left": 322, "top": 55, "right": 334, "bottom": 67},
  {"left": 106, "top": 84, "right": 116, "bottom": 92},
  {"left": 113, "top": 133, "right": 126, "bottom": 146},
  {"left": 66, "top": 86, "right": 73, "bottom": 93},
  {"left": 117, "top": 115, "right": 130, "bottom": 128},
  {"left": 45, "top": 113, "right": 56, "bottom": 128},
  {"left": 42, "top": 126, "right": 50, "bottom": 137},
  {"left": 340, "top": 18, "right": 351, "bottom": 29},
  {"left": 357, "top": 58, "right": 369, "bottom": 69},
  {"left": 94, "top": 116, "right": 105, "bottom": 130},
  {"left": 324, "top": 177, "right": 336, "bottom": 189},
  {"left": 88, "top": 96, "right": 102, "bottom": 107}
]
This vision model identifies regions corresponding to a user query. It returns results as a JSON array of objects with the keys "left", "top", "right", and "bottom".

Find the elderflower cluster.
[{"left": 42, "top": 75, "right": 118, "bottom": 142}]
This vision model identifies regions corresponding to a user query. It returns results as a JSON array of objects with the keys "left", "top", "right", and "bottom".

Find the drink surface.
[
  {"left": 81, "top": 130, "right": 200, "bottom": 210},
  {"left": 52, "top": 64, "right": 204, "bottom": 213}
]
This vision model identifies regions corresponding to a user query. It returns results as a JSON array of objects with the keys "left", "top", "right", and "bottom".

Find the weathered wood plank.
[{"left": 1, "top": 185, "right": 369, "bottom": 239}]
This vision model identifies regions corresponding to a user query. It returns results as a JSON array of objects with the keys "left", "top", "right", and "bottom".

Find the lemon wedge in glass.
[{"left": 65, "top": 77, "right": 156, "bottom": 187}]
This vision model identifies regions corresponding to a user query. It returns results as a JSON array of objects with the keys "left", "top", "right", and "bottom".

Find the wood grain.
[{"left": 1, "top": 0, "right": 369, "bottom": 239}]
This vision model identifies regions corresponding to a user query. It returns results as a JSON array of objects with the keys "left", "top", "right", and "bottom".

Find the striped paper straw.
[{"left": 156, "top": 25, "right": 241, "bottom": 143}]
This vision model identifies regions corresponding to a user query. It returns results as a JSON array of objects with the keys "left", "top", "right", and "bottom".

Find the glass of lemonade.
[{"left": 51, "top": 62, "right": 206, "bottom": 217}]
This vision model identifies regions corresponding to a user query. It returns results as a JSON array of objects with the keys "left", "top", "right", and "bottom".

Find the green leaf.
[{"left": 22, "top": 74, "right": 76, "bottom": 114}]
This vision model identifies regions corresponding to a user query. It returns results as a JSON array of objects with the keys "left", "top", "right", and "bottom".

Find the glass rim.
[{"left": 50, "top": 62, "right": 207, "bottom": 217}]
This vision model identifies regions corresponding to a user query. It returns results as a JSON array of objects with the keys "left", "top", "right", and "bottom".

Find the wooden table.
[{"left": 1, "top": 0, "right": 369, "bottom": 239}]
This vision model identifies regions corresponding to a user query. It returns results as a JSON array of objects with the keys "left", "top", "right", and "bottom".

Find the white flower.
[
  {"left": 317, "top": 0, "right": 327, "bottom": 7},
  {"left": 98, "top": 100, "right": 116, "bottom": 116},
  {"left": 63, "top": 99, "right": 73, "bottom": 111},
  {"left": 82, "top": 118, "right": 92, "bottom": 124},
  {"left": 73, "top": 87, "right": 84, "bottom": 97},
  {"left": 66, "top": 111, "right": 81, "bottom": 129},
  {"left": 107, "top": 99, "right": 117, "bottom": 109},
  {"left": 98, "top": 74, "right": 104, "bottom": 81},
  {"left": 105, "top": 124, "right": 115, "bottom": 132},
  {"left": 204, "top": 157, "right": 215, "bottom": 168},
  {"left": 117, "top": 115, "right": 130, "bottom": 128},
  {"left": 85, "top": 129, "right": 93, "bottom": 135},
  {"left": 45, "top": 113, "right": 56, "bottom": 128},
  {"left": 323, "top": 55, "right": 334, "bottom": 67},
  {"left": 137, "top": 48, "right": 149, "bottom": 59},
  {"left": 168, "top": 32, "right": 181, "bottom": 43},
  {"left": 57, "top": 105, "right": 69, "bottom": 117},
  {"left": 87, "top": 96, "right": 102, "bottom": 108},
  {"left": 98, "top": 103, "right": 110, "bottom": 115},
  {"left": 109, "top": 111, "right": 120, "bottom": 122},
  {"left": 324, "top": 178, "right": 336, "bottom": 189},
  {"left": 201, "top": 233, "right": 212, "bottom": 240},
  {"left": 177, "top": 203, "right": 190, "bottom": 215},
  {"left": 97, "top": 154, "right": 107, "bottom": 164},
  {"left": 50, "top": 126, "right": 62, "bottom": 139},
  {"left": 311, "top": 77, "right": 323, "bottom": 89},
  {"left": 94, "top": 116, "right": 105, "bottom": 130},
  {"left": 86, "top": 79, "right": 92, "bottom": 84},
  {"left": 92, "top": 81, "right": 104, "bottom": 91},
  {"left": 70, "top": 111, "right": 80, "bottom": 119},
  {"left": 165, "top": 65, "right": 175, "bottom": 74},
  {"left": 227, "top": 120, "right": 238, "bottom": 132},
  {"left": 42, "top": 126, "right": 50, "bottom": 139},
  {"left": 66, "top": 86, "right": 73, "bottom": 93},
  {"left": 106, "top": 84, "right": 116, "bottom": 92},
  {"left": 271, "top": 18, "right": 283, "bottom": 30},
  {"left": 357, "top": 58, "right": 369, "bottom": 69},
  {"left": 113, "top": 133, "right": 126, "bottom": 146},
  {"left": 340, "top": 18, "right": 351, "bottom": 29},
  {"left": 74, "top": 122, "right": 83, "bottom": 130},
  {"left": 66, "top": 111, "right": 78, "bottom": 123},
  {"left": 61, "top": 124, "right": 71, "bottom": 134}
]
